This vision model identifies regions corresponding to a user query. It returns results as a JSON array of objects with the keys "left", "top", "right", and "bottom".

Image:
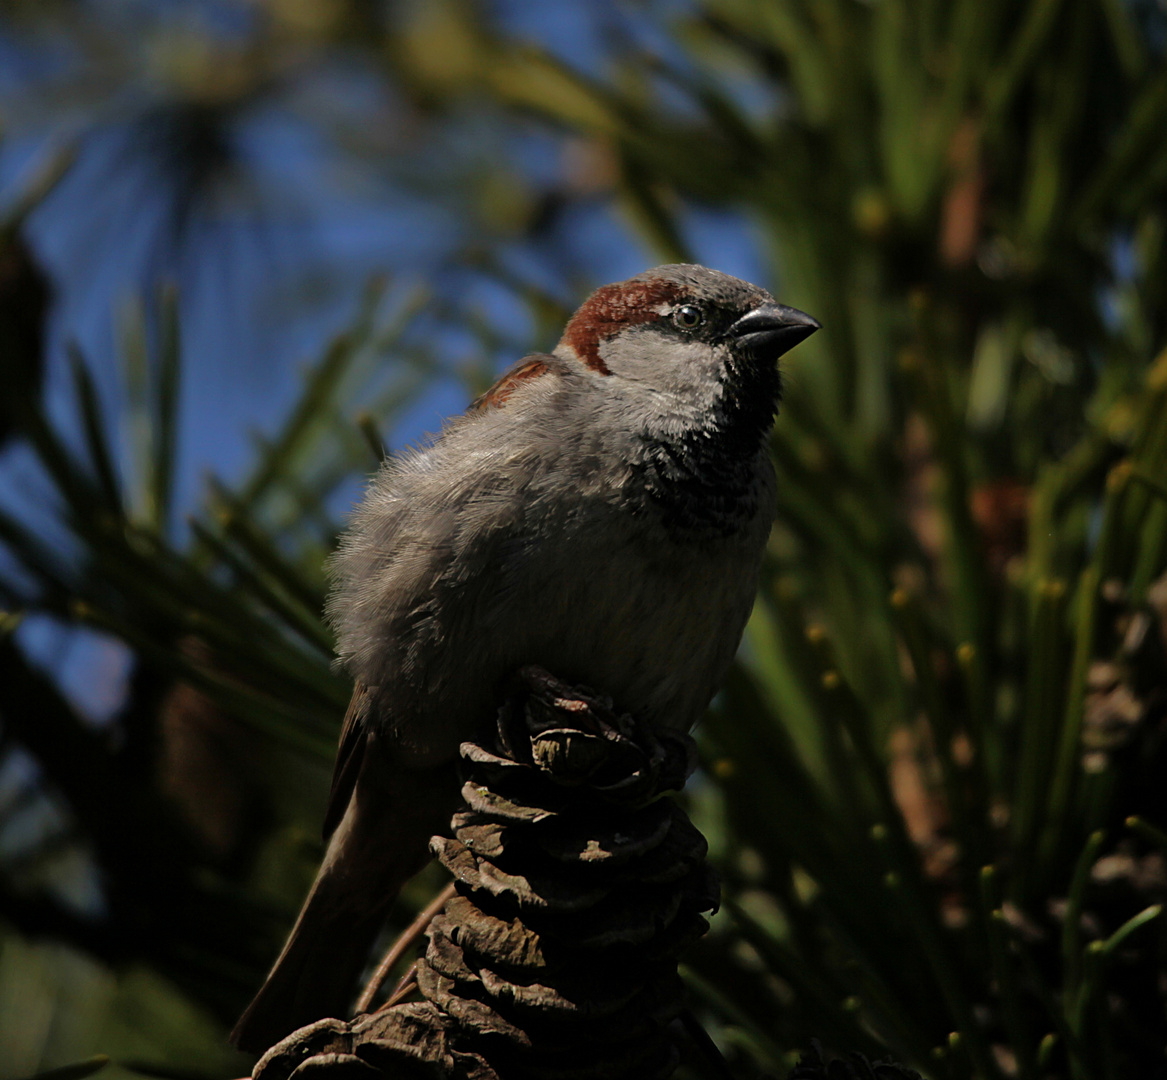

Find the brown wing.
[
  {"left": 323, "top": 681, "right": 373, "bottom": 840},
  {"left": 468, "top": 354, "right": 553, "bottom": 412}
]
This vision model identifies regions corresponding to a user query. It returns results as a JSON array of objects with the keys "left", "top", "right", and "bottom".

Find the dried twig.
[{"left": 354, "top": 882, "right": 456, "bottom": 1014}]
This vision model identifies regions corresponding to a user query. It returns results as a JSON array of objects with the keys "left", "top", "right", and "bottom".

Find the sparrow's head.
[{"left": 555, "top": 264, "right": 819, "bottom": 405}]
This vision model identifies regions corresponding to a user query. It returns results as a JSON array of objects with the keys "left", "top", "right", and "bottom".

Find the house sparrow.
[{"left": 231, "top": 264, "right": 819, "bottom": 1052}]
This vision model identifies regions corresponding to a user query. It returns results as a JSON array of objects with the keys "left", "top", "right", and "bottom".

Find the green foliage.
[{"left": 2, "top": 1, "right": 1167, "bottom": 1078}]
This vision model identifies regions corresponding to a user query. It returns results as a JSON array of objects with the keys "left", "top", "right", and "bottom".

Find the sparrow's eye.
[{"left": 673, "top": 304, "right": 704, "bottom": 330}]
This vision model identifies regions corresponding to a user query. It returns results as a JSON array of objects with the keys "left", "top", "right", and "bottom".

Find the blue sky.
[{"left": 0, "top": 0, "right": 774, "bottom": 721}]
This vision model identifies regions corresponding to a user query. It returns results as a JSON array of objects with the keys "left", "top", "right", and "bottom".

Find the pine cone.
[{"left": 254, "top": 667, "right": 718, "bottom": 1080}]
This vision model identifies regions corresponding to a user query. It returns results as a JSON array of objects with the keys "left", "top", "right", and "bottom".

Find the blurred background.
[{"left": 2, "top": 1, "right": 1166, "bottom": 1078}]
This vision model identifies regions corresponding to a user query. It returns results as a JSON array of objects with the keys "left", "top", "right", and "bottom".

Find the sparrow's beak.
[{"left": 727, "top": 303, "right": 820, "bottom": 359}]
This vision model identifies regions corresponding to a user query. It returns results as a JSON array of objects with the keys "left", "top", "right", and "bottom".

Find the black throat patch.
[{"left": 632, "top": 353, "right": 781, "bottom": 537}]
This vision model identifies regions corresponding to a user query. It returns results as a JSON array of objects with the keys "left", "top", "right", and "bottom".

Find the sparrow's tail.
[{"left": 229, "top": 753, "right": 459, "bottom": 1055}]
